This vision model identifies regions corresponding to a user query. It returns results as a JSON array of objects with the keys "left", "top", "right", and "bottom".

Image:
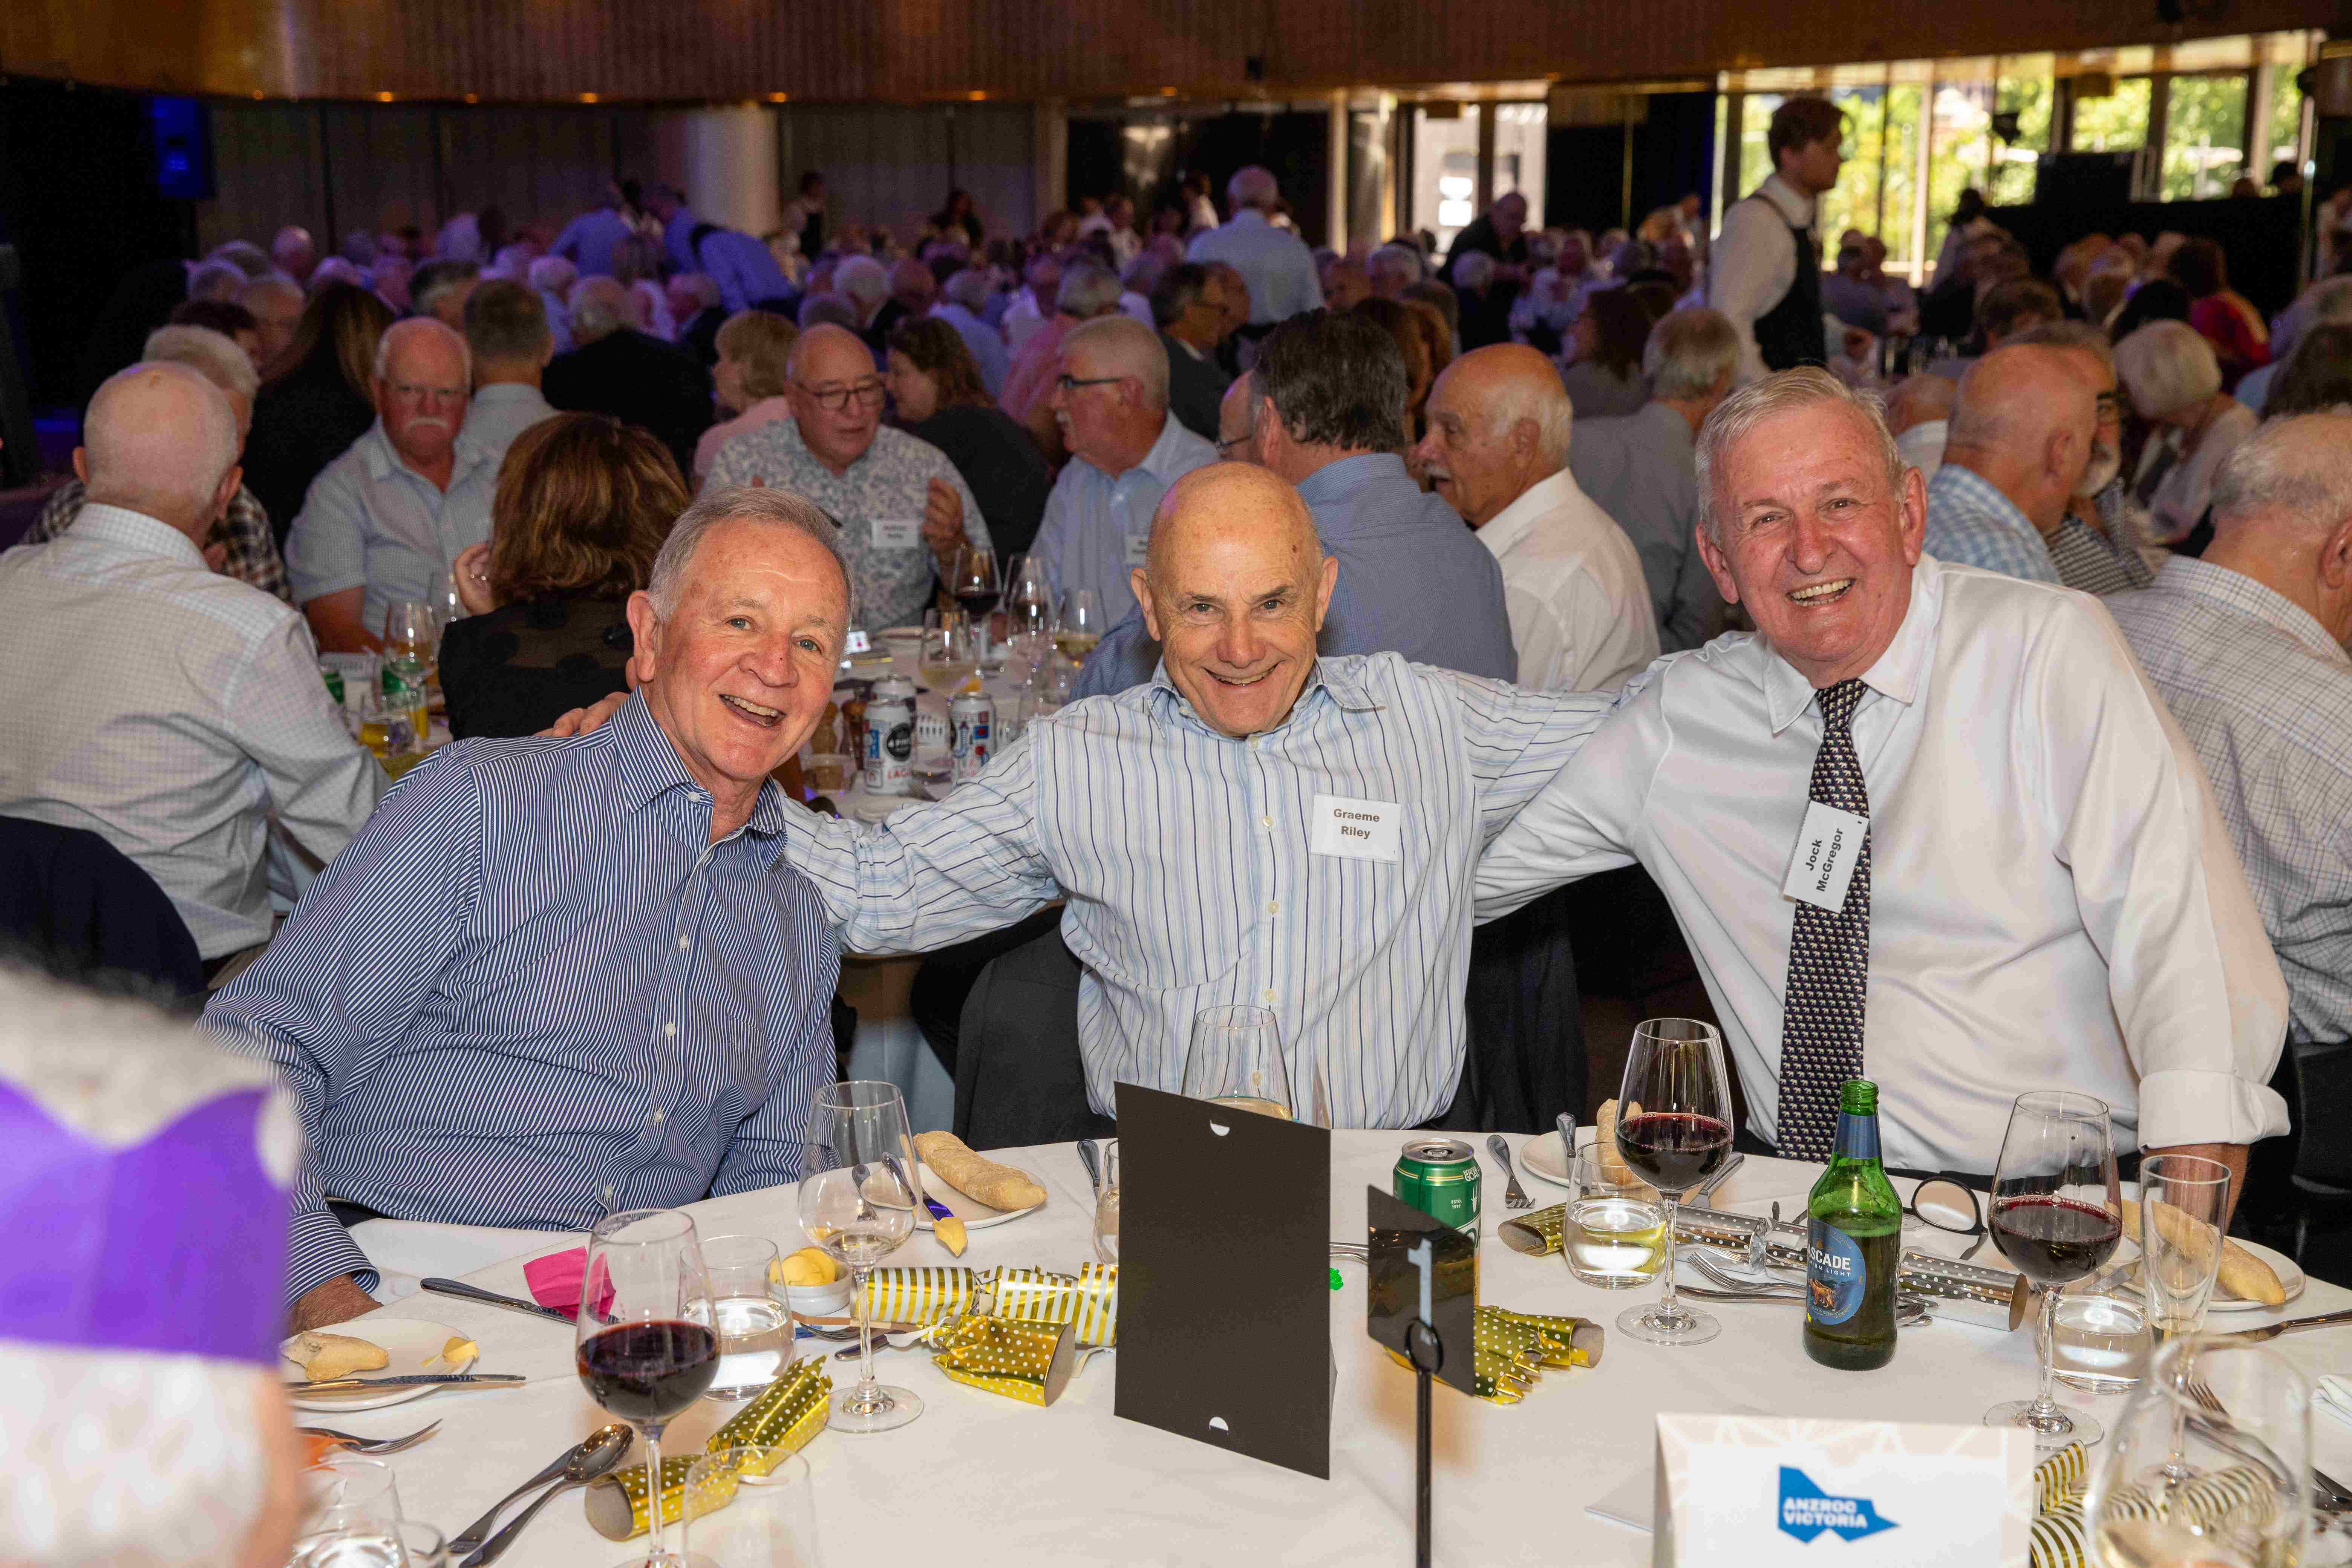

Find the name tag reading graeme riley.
[
  {"left": 1309, "top": 794, "right": 1401, "bottom": 864},
  {"left": 872, "top": 518, "right": 923, "bottom": 550},
  {"left": 1781, "top": 801, "right": 1868, "bottom": 914}
]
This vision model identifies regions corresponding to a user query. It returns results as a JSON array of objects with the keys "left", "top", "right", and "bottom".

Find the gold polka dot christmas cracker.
[
  {"left": 930, "top": 1313, "right": 1080, "bottom": 1406},
  {"left": 584, "top": 1356, "right": 832, "bottom": 1540}
]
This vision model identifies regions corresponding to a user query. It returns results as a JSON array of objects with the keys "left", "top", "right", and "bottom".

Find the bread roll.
[
  {"left": 2120, "top": 1196, "right": 2284, "bottom": 1307},
  {"left": 915, "top": 1130, "right": 1048, "bottom": 1211},
  {"left": 289, "top": 1330, "right": 388, "bottom": 1381}
]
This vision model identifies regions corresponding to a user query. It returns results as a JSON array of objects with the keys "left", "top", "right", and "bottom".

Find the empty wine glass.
[
  {"left": 1984, "top": 1090, "right": 2122, "bottom": 1449},
  {"left": 575, "top": 1208, "right": 716, "bottom": 1568},
  {"left": 1181, "top": 1005, "right": 1294, "bottom": 1120},
  {"left": 799, "top": 1081, "right": 924, "bottom": 1434},
  {"left": 1611, "top": 1018, "right": 1734, "bottom": 1348}
]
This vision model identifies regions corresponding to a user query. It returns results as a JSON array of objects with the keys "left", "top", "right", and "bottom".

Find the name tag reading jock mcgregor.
[
  {"left": 1309, "top": 793, "right": 1401, "bottom": 864},
  {"left": 1781, "top": 800, "right": 1869, "bottom": 913}
]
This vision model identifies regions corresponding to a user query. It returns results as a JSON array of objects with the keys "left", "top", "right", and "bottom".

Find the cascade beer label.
[{"left": 1807, "top": 1220, "right": 1867, "bottom": 1326}]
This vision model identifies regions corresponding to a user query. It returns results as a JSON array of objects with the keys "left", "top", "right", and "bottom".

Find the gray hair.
[
  {"left": 796, "top": 291, "right": 858, "bottom": 332},
  {"left": 1227, "top": 165, "right": 1280, "bottom": 211},
  {"left": 307, "top": 257, "right": 365, "bottom": 292},
  {"left": 527, "top": 254, "right": 579, "bottom": 295},
  {"left": 1055, "top": 261, "right": 1123, "bottom": 320},
  {"left": 2210, "top": 412, "right": 2352, "bottom": 534},
  {"left": 1368, "top": 243, "right": 1425, "bottom": 288},
  {"left": 371, "top": 315, "right": 473, "bottom": 383},
  {"left": 1063, "top": 314, "right": 1170, "bottom": 408},
  {"left": 834, "top": 254, "right": 888, "bottom": 306},
  {"left": 186, "top": 259, "right": 246, "bottom": 303},
  {"left": 142, "top": 324, "right": 259, "bottom": 409},
  {"left": 238, "top": 273, "right": 303, "bottom": 316},
  {"left": 2308, "top": 275, "right": 2352, "bottom": 326},
  {"left": 206, "top": 239, "right": 274, "bottom": 280},
  {"left": 1483, "top": 355, "right": 1574, "bottom": 470},
  {"left": 2113, "top": 319, "right": 2221, "bottom": 421},
  {"left": 1452, "top": 251, "right": 1496, "bottom": 291},
  {"left": 942, "top": 267, "right": 993, "bottom": 311},
  {"left": 1643, "top": 307, "right": 1741, "bottom": 402},
  {"left": 568, "top": 275, "right": 632, "bottom": 344},
  {"left": 1694, "top": 366, "right": 1903, "bottom": 544},
  {"left": 647, "top": 485, "right": 856, "bottom": 626},
  {"left": 2011, "top": 318, "right": 2117, "bottom": 375}
]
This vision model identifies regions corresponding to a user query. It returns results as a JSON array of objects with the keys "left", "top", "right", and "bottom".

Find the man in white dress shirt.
[
  {"left": 455, "top": 279, "right": 559, "bottom": 460},
  {"left": 0, "top": 364, "right": 384, "bottom": 969},
  {"left": 1478, "top": 368, "right": 2289, "bottom": 1181},
  {"left": 1186, "top": 166, "right": 1323, "bottom": 327},
  {"left": 1709, "top": 97, "right": 1845, "bottom": 385},
  {"left": 1413, "top": 344, "right": 1657, "bottom": 691}
]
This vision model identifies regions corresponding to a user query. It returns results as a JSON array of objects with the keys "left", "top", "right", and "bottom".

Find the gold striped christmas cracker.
[
  {"left": 2029, "top": 1504, "right": 2087, "bottom": 1568},
  {"left": 585, "top": 1359, "right": 832, "bottom": 1540},
  {"left": 931, "top": 1313, "right": 1078, "bottom": 1406},
  {"left": 2034, "top": 1441, "right": 2087, "bottom": 1512},
  {"left": 991, "top": 1263, "right": 1119, "bottom": 1346},
  {"left": 859, "top": 1265, "right": 984, "bottom": 1323},
  {"left": 2027, "top": 1465, "right": 2270, "bottom": 1568}
]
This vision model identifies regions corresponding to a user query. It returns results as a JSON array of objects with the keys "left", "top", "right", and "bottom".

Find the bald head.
[
  {"left": 79, "top": 362, "right": 242, "bottom": 537},
  {"left": 1940, "top": 345, "right": 2095, "bottom": 533},
  {"left": 1136, "top": 464, "right": 1335, "bottom": 738},
  {"left": 1413, "top": 343, "right": 1573, "bottom": 527}
]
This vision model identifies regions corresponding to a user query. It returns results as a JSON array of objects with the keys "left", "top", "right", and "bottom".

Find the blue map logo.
[{"left": 1778, "top": 1467, "right": 1900, "bottom": 1543}]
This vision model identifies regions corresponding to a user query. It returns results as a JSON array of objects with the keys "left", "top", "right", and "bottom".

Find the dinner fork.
[
  {"left": 2182, "top": 1376, "right": 2352, "bottom": 1514},
  {"left": 298, "top": 1421, "right": 441, "bottom": 1455},
  {"left": 1486, "top": 1136, "right": 1533, "bottom": 1210}
]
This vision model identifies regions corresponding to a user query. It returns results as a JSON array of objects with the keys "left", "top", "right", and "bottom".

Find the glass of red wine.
[
  {"left": 950, "top": 543, "right": 1000, "bottom": 658},
  {"left": 575, "top": 1207, "right": 717, "bottom": 1568},
  {"left": 1983, "top": 1089, "right": 2122, "bottom": 1450},
  {"left": 799, "top": 1080, "right": 925, "bottom": 1434},
  {"left": 1612, "top": 1017, "right": 1735, "bottom": 1347}
]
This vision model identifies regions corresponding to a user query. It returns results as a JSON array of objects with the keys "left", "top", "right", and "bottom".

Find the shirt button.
[
  {"left": 602, "top": 1184, "right": 617, "bottom": 1204},
  {"left": 664, "top": 1022, "right": 678, "bottom": 1038},
  {"left": 1263, "top": 988, "right": 1276, "bottom": 1002},
  {"left": 651, "top": 1109, "right": 666, "bottom": 1126},
  {"left": 1266, "top": 900, "right": 1279, "bottom": 914},
  {"left": 1260, "top": 816, "right": 1273, "bottom": 829},
  {"left": 678, "top": 934, "right": 691, "bottom": 949}
]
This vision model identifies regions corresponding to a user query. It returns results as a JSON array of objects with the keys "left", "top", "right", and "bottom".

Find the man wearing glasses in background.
[
  {"left": 1030, "top": 315, "right": 1216, "bottom": 621},
  {"left": 705, "top": 322, "right": 989, "bottom": 632}
]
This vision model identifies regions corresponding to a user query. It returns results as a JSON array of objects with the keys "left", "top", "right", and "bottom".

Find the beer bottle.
[{"left": 1803, "top": 1078, "right": 1900, "bottom": 1370}]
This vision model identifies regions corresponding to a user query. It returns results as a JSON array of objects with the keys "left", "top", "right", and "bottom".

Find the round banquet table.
[{"left": 329, "top": 1134, "right": 2352, "bottom": 1566}]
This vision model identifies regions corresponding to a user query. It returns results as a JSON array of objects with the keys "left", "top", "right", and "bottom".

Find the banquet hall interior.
[{"left": 6, "top": 0, "right": 2352, "bottom": 1560}]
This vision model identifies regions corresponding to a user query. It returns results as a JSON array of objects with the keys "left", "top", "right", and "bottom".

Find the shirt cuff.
[
  {"left": 286, "top": 1202, "right": 380, "bottom": 1305},
  {"left": 2132, "top": 1068, "right": 2291, "bottom": 1153}
]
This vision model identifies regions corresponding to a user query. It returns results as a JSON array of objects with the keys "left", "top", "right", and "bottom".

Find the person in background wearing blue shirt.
[{"left": 207, "top": 486, "right": 852, "bottom": 1330}]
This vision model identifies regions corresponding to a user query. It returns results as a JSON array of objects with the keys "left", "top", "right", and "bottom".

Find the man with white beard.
[
  {"left": 2012, "top": 320, "right": 2156, "bottom": 595},
  {"left": 286, "top": 317, "right": 497, "bottom": 651}
]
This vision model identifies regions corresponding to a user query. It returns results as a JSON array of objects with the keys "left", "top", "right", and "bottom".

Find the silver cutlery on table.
[
  {"left": 832, "top": 1327, "right": 943, "bottom": 1360},
  {"left": 1688, "top": 1152, "right": 1745, "bottom": 1204},
  {"left": 459, "top": 1424, "right": 632, "bottom": 1567},
  {"left": 2179, "top": 1378, "right": 2352, "bottom": 1514},
  {"left": 420, "top": 1277, "right": 578, "bottom": 1326},
  {"left": 289, "top": 1372, "right": 528, "bottom": 1394},
  {"left": 449, "top": 1426, "right": 630, "bottom": 1557},
  {"left": 1486, "top": 1135, "right": 1532, "bottom": 1210},
  {"left": 1077, "top": 1139, "right": 1102, "bottom": 1193},
  {"left": 2217, "top": 1305, "right": 2352, "bottom": 1343},
  {"left": 298, "top": 1421, "right": 441, "bottom": 1455}
]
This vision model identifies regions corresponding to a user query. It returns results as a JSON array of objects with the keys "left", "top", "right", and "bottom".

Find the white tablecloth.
[{"left": 329, "top": 1135, "right": 2352, "bottom": 1566}]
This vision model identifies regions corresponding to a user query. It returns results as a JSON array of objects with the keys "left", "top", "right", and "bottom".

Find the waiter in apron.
[{"left": 1709, "top": 96, "right": 1848, "bottom": 384}]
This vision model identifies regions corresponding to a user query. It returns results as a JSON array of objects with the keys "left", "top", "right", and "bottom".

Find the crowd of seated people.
[{"left": 2, "top": 104, "right": 2347, "bottom": 1354}]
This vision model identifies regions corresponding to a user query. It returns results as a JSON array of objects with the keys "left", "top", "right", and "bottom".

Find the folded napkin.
[
  {"left": 2318, "top": 1375, "right": 2352, "bottom": 1431},
  {"left": 522, "top": 1248, "right": 611, "bottom": 1317}
]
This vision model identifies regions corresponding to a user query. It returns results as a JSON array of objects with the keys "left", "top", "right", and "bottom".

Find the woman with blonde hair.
[
  {"left": 694, "top": 310, "right": 800, "bottom": 482},
  {"left": 441, "top": 413, "right": 688, "bottom": 737},
  {"left": 239, "top": 282, "right": 395, "bottom": 541}
]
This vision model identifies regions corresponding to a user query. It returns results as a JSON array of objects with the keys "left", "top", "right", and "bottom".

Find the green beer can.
[{"left": 1393, "top": 1138, "right": 1481, "bottom": 1242}]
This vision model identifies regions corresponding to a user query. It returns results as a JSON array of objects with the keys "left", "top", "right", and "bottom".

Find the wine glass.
[
  {"left": 1055, "top": 588, "right": 1104, "bottom": 660},
  {"left": 949, "top": 544, "right": 1000, "bottom": 659},
  {"left": 1093, "top": 1140, "right": 1120, "bottom": 1264},
  {"left": 1006, "top": 555, "right": 1055, "bottom": 651},
  {"left": 1984, "top": 1089, "right": 2123, "bottom": 1449},
  {"left": 292, "top": 1455, "right": 405, "bottom": 1566},
  {"left": 1611, "top": 1018, "right": 1734, "bottom": 1347},
  {"left": 575, "top": 1208, "right": 717, "bottom": 1568},
  {"left": 799, "top": 1080, "right": 925, "bottom": 1434},
  {"left": 2085, "top": 1335, "right": 2310, "bottom": 1567},
  {"left": 384, "top": 599, "right": 438, "bottom": 662},
  {"left": 1181, "top": 1004, "right": 1295, "bottom": 1120},
  {"left": 918, "top": 609, "right": 978, "bottom": 691}
]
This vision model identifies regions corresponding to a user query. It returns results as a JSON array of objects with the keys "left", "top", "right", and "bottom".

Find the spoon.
[
  {"left": 460, "top": 1424, "right": 631, "bottom": 1567},
  {"left": 449, "top": 1424, "right": 627, "bottom": 1556}
]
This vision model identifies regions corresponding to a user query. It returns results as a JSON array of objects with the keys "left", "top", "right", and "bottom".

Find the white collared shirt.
[
  {"left": 1477, "top": 554, "right": 2290, "bottom": 1173},
  {"left": 1032, "top": 413, "right": 1217, "bottom": 617},
  {"left": 1707, "top": 173, "right": 1818, "bottom": 387},
  {"left": 1475, "top": 467, "right": 1659, "bottom": 692},
  {"left": 457, "top": 381, "right": 558, "bottom": 466},
  {"left": 285, "top": 420, "right": 499, "bottom": 632},
  {"left": 0, "top": 506, "right": 385, "bottom": 956},
  {"left": 1186, "top": 209, "right": 1325, "bottom": 325}
]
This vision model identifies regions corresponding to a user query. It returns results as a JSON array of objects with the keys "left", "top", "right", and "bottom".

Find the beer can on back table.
[
  {"left": 1393, "top": 1138, "right": 1481, "bottom": 1242},
  {"left": 862, "top": 675, "right": 916, "bottom": 796},
  {"left": 949, "top": 689, "right": 994, "bottom": 784}
]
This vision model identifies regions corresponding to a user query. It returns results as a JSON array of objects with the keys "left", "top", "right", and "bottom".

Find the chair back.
[
  {"left": 0, "top": 816, "right": 204, "bottom": 1004},
  {"left": 952, "top": 924, "right": 1113, "bottom": 1148}
]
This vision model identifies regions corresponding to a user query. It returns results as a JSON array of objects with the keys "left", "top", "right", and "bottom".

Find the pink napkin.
[{"left": 523, "top": 1248, "right": 611, "bottom": 1316}]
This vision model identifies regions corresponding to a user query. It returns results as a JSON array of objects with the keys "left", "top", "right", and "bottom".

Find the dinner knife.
[
  {"left": 2220, "top": 1305, "right": 2352, "bottom": 1343},
  {"left": 290, "top": 1372, "right": 528, "bottom": 1393},
  {"left": 421, "top": 1277, "right": 577, "bottom": 1325}
]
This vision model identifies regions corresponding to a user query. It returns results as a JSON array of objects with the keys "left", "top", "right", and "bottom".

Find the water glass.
[
  {"left": 1093, "top": 1141, "right": 1120, "bottom": 1265},
  {"left": 2139, "top": 1153, "right": 2232, "bottom": 1344},
  {"left": 683, "top": 1449, "right": 823, "bottom": 1567},
  {"left": 292, "top": 1456, "right": 404, "bottom": 1566},
  {"left": 690, "top": 1235, "right": 792, "bottom": 1401},
  {"left": 393, "top": 1521, "right": 447, "bottom": 1567},
  {"left": 1565, "top": 1139, "right": 1666, "bottom": 1289}
]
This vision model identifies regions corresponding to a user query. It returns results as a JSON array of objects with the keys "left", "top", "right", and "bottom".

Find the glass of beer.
[{"left": 1182, "top": 1005, "right": 1306, "bottom": 1121}]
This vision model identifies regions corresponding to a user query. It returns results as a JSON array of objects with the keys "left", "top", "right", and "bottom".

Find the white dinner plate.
[
  {"left": 2112, "top": 1236, "right": 2306, "bottom": 1314},
  {"left": 916, "top": 1158, "right": 1046, "bottom": 1231},
  {"left": 1516, "top": 1129, "right": 1582, "bottom": 1191},
  {"left": 280, "top": 1318, "right": 481, "bottom": 1412}
]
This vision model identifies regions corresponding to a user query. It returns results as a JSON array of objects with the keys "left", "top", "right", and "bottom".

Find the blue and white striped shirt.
[
  {"left": 1920, "top": 461, "right": 2063, "bottom": 585},
  {"left": 205, "top": 692, "right": 840, "bottom": 1303},
  {"left": 781, "top": 654, "right": 1612, "bottom": 1127}
]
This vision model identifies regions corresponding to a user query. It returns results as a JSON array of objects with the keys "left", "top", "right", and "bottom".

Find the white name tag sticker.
[
  {"left": 873, "top": 518, "right": 923, "bottom": 550},
  {"left": 1781, "top": 800, "right": 1868, "bottom": 913},
  {"left": 1125, "top": 531, "right": 1150, "bottom": 567},
  {"left": 1309, "top": 793, "right": 1402, "bottom": 864}
]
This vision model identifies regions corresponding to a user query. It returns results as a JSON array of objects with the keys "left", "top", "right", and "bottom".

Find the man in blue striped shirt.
[
  {"left": 781, "top": 463, "right": 1616, "bottom": 1128},
  {"left": 207, "top": 488, "right": 853, "bottom": 1328}
]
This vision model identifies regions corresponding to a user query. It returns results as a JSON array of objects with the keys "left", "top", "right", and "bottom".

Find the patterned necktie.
[{"left": 1776, "top": 678, "right": 1873, "bottom": 1161}]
